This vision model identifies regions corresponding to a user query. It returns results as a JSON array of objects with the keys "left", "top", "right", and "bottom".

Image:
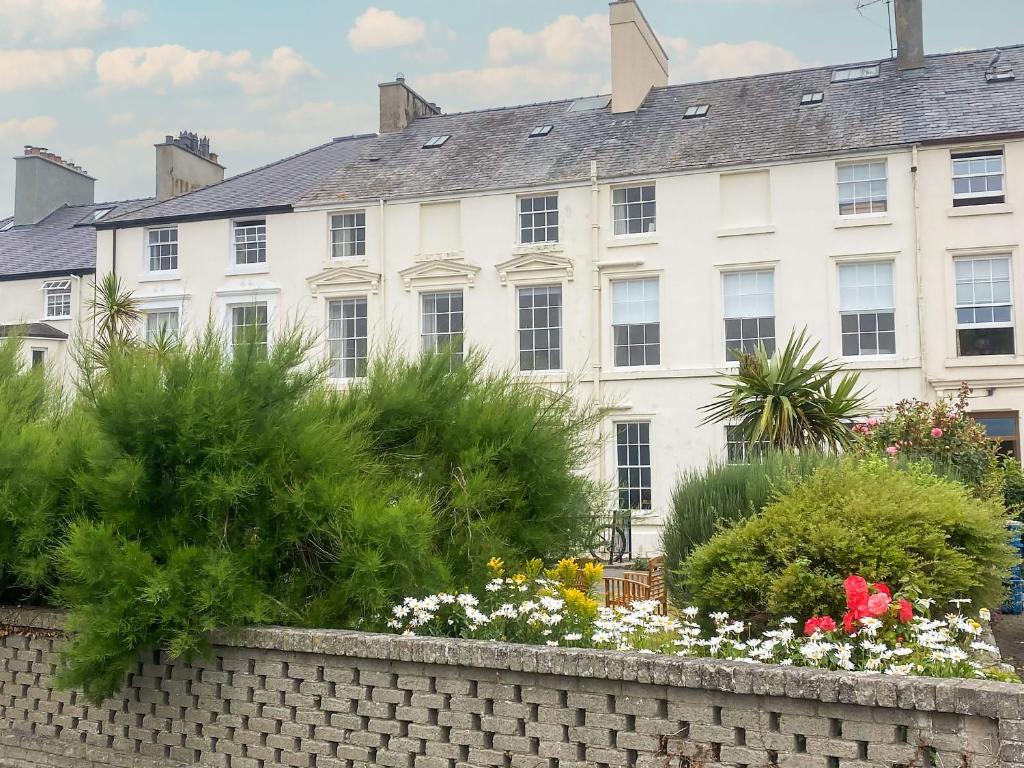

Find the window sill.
[
  {"left": 512, "top": 243, "right": 563, "bottom": 255},
  {"left": 606, "top": 235, "right": 658, "bottom": 249},
  {"left": 947, "top": 203, "right": 1013, "bottom": 218},
  {"left": 138, "top": 271, "right": 181, "bottom": 283},
  {"left": 840, "top": 356, "right": 920, "bottom": 370},
  {"left": 225, "top": 264, "right": 269, "bottom": 277},
  {"left": 944, "top": 355, "right": 1022, "bottom": 368},
  {"left": 609, "top": 366, "right": 663, "bottom": 374},
  {"left": 715, "top": 224, "right": 775, "bottom": 238},
  {"left": 44, "top": 316, "right": 71, "bottom": 322},
  {"left": 518, "top": 369, "right": 566, "bottom": 378},
  {"left": 329, "top": 255, "right": 369, "bottom": 265},
  {"left": 834, "top": 215, "right": 892, "bottom": 229}
]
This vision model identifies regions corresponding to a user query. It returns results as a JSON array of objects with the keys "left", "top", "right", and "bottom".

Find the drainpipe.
[
  {"left": 378, "top": 198, "right": 387, "bottom": 329},
  {"left": 910, "top": 144, "right": 929, "bottom": 398},
  {"left": 589, "top": 159, "right": 605, "bottom": 489}
]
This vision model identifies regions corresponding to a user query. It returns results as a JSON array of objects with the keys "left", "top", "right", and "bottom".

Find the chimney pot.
[{"left": 895, "top": 0, "right": 925, "bottom": 70}]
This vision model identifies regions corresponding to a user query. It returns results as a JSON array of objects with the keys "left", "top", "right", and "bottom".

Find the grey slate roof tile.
[
  {"left": 0, "top": 198, "right": 153, "bottom": 279},
  {"left": 0, "top": 322, "right": 69, "bottom": 340},
  {"left": 102, "top": 45, "right": 1024, "bottom": 228}
]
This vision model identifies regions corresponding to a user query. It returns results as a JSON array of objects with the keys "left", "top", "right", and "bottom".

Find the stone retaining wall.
[{"left": 2, "top": 607, "right": 1024, "bottom": 768}]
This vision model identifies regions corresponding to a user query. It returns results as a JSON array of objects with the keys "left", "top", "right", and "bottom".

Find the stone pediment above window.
[
  {"left": 398, "top": 257, "right": 481, "bottom": 291},
  {"left": 495, "top": 252, "right": 575, "bottom": 286},
  {"left": 307, "top": 265, "right": 382, "bottom": 296}
]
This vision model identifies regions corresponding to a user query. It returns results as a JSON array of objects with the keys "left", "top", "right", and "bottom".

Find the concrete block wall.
[{"left": 1, "top": 607, "right": 1023, "bottom": 768}]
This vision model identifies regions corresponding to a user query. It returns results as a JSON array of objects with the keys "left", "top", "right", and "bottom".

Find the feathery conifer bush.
[{"left": 0, "top": 329, "right": 601, "bottom": 701}]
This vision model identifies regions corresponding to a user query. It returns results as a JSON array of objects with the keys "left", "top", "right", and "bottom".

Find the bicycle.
[{"left": 587, "top": 509, "right": 631, "bottom": 564}]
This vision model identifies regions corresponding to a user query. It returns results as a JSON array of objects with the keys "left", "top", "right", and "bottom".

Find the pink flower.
[
  {"left": 931, "top": 427, "right": 943, "bottom": 438},
  {"left": 867, "top": 417, "right": 879, "bottom": 427},
  {"left": 898, "top": 599, "right": 913, "bottom": 623},
  {"left": 886, "top": 446, "right": 898, "bottom": 456},
  {"left": 866, "top": 592, "right": 891, "bottom": 617}
]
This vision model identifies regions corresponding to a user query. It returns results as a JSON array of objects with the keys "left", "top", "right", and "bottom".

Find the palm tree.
[
  {"left": 700, "top": 328, "right": 870, "bottom": 453},
  {"left": 89, "top": 273, "right": 141, "bottom": 352}
]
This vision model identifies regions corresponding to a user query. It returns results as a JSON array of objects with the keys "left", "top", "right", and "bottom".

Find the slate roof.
[
  {"left": 101, "top": 45, "right": 1024, "bottom": 228},
  {"left": 0, "top": 198, "right": 153, "bottom": 280},
  {"left": 0, "top": 322, "right": 69, "bottom": 340}
]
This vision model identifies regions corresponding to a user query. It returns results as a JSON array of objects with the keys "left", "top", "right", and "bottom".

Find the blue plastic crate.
[{"left": 1004, "top": 578, "right": 1024, "bottom": 615}]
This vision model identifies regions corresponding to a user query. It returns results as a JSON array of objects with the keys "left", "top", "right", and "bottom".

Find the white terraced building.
[{"left": 6, "top": 0, "right": 1024, "bottom": 552}]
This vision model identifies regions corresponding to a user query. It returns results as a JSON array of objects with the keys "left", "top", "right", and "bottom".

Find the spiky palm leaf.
[
  {"left": 89, "top": 273, "right": 141, "bottom": 353},
  {"left": 700, "top": 328, "right": 871, "bottom": 453}
]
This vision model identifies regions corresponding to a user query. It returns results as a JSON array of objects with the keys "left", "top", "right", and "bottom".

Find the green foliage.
[
  {"left": 661, "top": 451, "right": 836, "bottom": 606},
  {"left": 680, "top": 458, "right": 1015, "bottom": 624},
  {"left": 2, "top": 329, "right": 601, "bottom": 701},
  {"left": 88, "top": 273, "right": 141, "bottom": 352},
  {"left": 1002, "top": 458, "right": 1024, "bottom": 517},
  {"left": 853, "top": 384, "right": 1000, "bottom": 498},
  {"left": 700, "top": 328, "right": 870, "bottom": 453}
]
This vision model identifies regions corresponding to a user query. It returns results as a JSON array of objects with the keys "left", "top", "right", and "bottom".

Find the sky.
[{"left": 1, "top": 0, "right": 1022, "bottom": 215}]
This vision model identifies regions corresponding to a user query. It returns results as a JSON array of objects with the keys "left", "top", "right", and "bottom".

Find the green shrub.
[
  {"left": 662, "top": 451, "right": 835, "bottom": 607},
  {"left": 680, "top": 458, "right": 1014, "bottom": 624},
  {"left": 35, "top": 329, "right": 601, "bottom": 701}
]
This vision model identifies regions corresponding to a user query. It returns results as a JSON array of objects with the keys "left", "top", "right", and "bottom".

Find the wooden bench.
[{"left": 602, "top": 555, "right": 667, "bottom": 615}]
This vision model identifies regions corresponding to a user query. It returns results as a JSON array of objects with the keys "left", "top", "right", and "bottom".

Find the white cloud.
[
  {"left": 0, "top": 48, "right": 93, "bottom": 92},
  {"left": 677, "top": 41, "right": 807, "bottom": 81},
  {"left": 0, "top": 116, "right": 58, "bottom": 141},
  {"left": 488, "top": 14, "right": 606, "bottom": 67},
  {"left": 226, "top": 47, "right": 320, "bottom": 96},
  {"left": 96, "top": 45, "right": 251, "bottom": 88},
  {"left": 347, "top": 7, "right": 426, "bottom": 51},
  {"left": 95, "top": 45, "right": 318, "bottom": 95},
  {"left": 418, "top": 66, "right": 606, "bottom": 111},
  {"left": 0, "top": 0, "right": 141, "bottom": 45},
  {"left": 108, "top": 111, "right": 134, "bottom": 125}
]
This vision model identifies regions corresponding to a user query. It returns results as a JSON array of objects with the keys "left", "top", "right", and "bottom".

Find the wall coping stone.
[{"left": 3, "top": 605, "right": 1022, "bottom": 721}]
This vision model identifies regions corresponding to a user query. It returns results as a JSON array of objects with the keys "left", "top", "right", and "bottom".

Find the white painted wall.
[
  {"left": 0, "top": 272, "right": 92, "bottom": 377},
  {"left": 85, "top": 137, "right": 1024, "bottom": 553}
]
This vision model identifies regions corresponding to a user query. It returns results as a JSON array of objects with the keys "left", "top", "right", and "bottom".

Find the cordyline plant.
[{"left": 701, "top": 328, "right": 870, "bottom": 453}]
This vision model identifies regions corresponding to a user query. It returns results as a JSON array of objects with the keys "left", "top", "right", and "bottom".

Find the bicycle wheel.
[
  {"left": 588, "top": 524, "right": 615, "bottom": 561},
  {"left": 607, "top": 526, "right": 627, "bottom": 563}
]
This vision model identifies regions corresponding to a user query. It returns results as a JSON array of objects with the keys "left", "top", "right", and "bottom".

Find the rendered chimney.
[
  {"left": 895, "top": 0, "right": 925, "bottom": 71},
  {"left": 610, "top": 0, "right": 669, "bottom": 114},
  {"left": 13, "top": 146, "right": 95, "bottom": 226},
  {"left": 155, "top": 131, "right": 225, "bottom": 202},
  {"left": 378, "top": 75, "right": 441, "bottom": 133}
]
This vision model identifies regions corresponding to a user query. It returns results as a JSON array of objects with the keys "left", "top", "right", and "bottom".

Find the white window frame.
[
  {"left": 831, "top": 64, "right": 879, "bottom": 82},
  {"left": 611, "top": 183, "right": 656, "bottom": 236},
  {"left": 614, "top": 420, "right": 652, "bottom": 512},
  {"left": 610, "top": 276, "right": 660, "bottom": 369},
  {"left": 838, "top": 260, "right": 897, "bottom": 358},
  {"left": 725, "top": 424, "right": 770, "bottom": 464},
  {"left": 144, "top": 309, "right": 180, "bottom": 343},
  {"left": 327, "top": 296, "right": 368, "bottom": 380},
  {"left": 232, "top": 219, "right": 266, "bottom": 266},
  {"left": 41, "top": 278, "right": 72, "bottom": 320},
  {"left": 229, "top": 302, "right": 269, "bottom": 354},
  {"left": 954, "top": 255, "right": 1015, "bottom": 357},
  {"left": 420, "top": 289, "right": 464, "bottom": 361},
  {"left": 722, "top": 269, "right": 775, "bottom": 362},
  {"left": 329, "top": 210, "right": 366, "bottom": 260},
  {"left": 516, "top": 284, "right": 562, "bottom": 372},
  {"left": 837, "top": 160, "right": 888, "bottom": 217},
  {"left": 952, "top": 149, "right": 1006, "bottom": 206},
  {"left": 518, "top": 194, "right": 559, "bottom": 245},
  {"left": 146, "top": 226, "right": 179, "bottom": 273},
  {"left": 30, "top": 348, "right": 46, "bottom": 368}
]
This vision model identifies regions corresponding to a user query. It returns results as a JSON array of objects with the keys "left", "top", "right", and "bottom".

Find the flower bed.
[{"left": 387, "top": 559, "right": 1015, "bottom": 681}]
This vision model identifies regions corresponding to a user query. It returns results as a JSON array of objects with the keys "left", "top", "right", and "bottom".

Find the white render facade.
[{"left": 92, "top": 134, "right": 1024, "bottom": 552}]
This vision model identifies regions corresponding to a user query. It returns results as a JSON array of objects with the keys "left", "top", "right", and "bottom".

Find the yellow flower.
[
  {"left": 486, "top": 557, "right": 504, "bottom": 576},
  {"left": 561, "top": 588, "right": 598, "bottom": 617},
  {"left": 512, "top": 573, "right": 527, "bottom": 584}
]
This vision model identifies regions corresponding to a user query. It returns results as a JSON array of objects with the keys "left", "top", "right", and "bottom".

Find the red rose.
[
  {"left": 872, "top": 582, "right": 891, "bottom": 598},
  {"left": 844, "top": 575, "right": 869, "bottom": 611},
  {"left": 866, "top": 592, "right": 891, "bottom": 617},
  {"left": 842, "top": 611, "right": 856, "bottom": 634},
  {"left": 804, "top": 616, "right": 837, "bottom": 636},
  {"left": 898, "top": 599, "right": 913, "bottom": 623}
]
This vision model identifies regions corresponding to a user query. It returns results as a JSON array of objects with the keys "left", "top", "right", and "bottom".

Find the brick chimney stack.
[
  {"left": 895, "top": 0, "right": 925, "bottom": 71},
  {"left": 154, "top": 131, "right": 225, "bottom": 202},
  {"left": 378, "top": 75, "right": 441, "bottom": 134},
  {"left": 610, "top": 0, "right": 669, "bottom": 114},
  {"left": 13, "top": 146, "right": 95, "bottom": 226}
]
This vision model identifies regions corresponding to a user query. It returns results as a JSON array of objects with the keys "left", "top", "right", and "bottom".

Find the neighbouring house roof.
[
  {"left": 100, "top": 45, "right": 1024, "bottom": 229},
  {"left": 0, "top": 198, "right": 153, "bottom": 280},
  {"left": 0, "top": 322, "right": 69, "bottom": 340}
]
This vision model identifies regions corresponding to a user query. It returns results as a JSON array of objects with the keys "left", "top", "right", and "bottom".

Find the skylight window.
[
  {"left": 831, "top": 64, "right": 880, "bottom": 83},
  {"left": 423, "top": 135, "right": 450, "bottom": 148},
  {"left": 82, "top": 207, "right": 112, "bottom": 224},
  {"left": 987, "top": 69, "right": 1015, "bottom": 83},
  {"left": 801, "top": 92, "right": 825, "bottom": 105},
  {"left": 568, "top": 95, "right": 611, "bottom": 113},
  {"left": 684, "top": 104, "right": 710, "bottom": 119},
  {"left": 529, "top": 125, "right": 553, "bottom": 138}
]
